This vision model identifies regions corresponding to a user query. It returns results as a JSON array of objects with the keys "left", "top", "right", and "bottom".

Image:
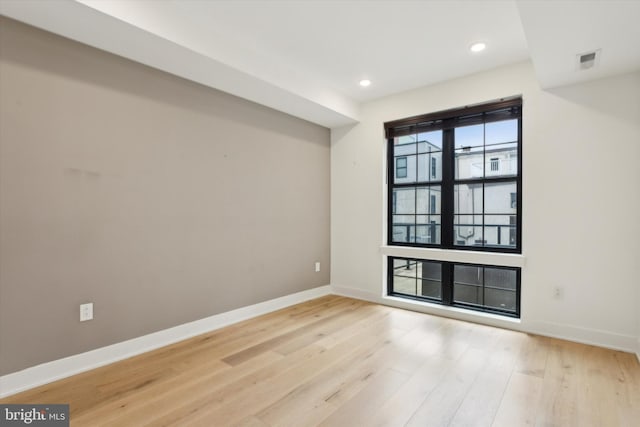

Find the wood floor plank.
[
  {"left": 448, "top": 365, "right": 512, "bottom": 427},
  {"left": 147, "top": 306, "right": 402, "bottom": 426},
  {"left": 214, "top": 297, "right": 367, "bottom": 364},
  {"left": 256, "top": 342, "right": 396, "bottom": 426},
  {"left": 232, "top": 416, "right": 271, "bottom": 427},
  {"left": 116, "top": 345, "right": 324, "bottom": 427},
  {"left": 271, "top": 303, "right": 385, "bottom": 355},
  {"left": 221, "top": 299, "right": 371, "bottom": 365},
  {"left": 256, "top": 322, "right": 440, "bottom": 426},
  {"left": 1, "top": 296, "right": 638, "bottom": 427},
  {"left": 404, "top": 347, "right": 490, "bottom": 427},
  {"left": 366, "top": 355, "right": 458, "bottom": 427},
  {"left": 161, "top": 328, "right": 399, "bottom": 426},
  {"left": 614, "top": 351, "right": 640, "bottom": 423},
  {"left": 574, "top": 345, "right": 639, "bottom": 427},
  {"left": 534, "top": 339, "right": 583, "bottom": 427},
  {"left": 317, "top": 367, "right": 410, "bottom": 427},
  {"left": 515, "top": 334, "right": 551, "bottom": 378},
  {"left": 70, "top": 352, "right": 278, "bottom": 425},
  {"left": 492, "top": 371, "right": 543, "bottom": 427}
]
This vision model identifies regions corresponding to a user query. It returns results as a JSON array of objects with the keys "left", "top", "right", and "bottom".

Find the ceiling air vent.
[{"left": 577, "top": 49, "right": 601, "bottom": 70}]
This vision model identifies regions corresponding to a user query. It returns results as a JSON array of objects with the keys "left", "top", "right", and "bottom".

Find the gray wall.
[{"left": 0, "top": 17, "right": 330, "bottom": 375}]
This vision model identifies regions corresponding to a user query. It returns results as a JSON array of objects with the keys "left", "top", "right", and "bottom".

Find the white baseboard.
[
  {"left": 0, "top": 285, "right": 331, "bottom": 398},
  {"left": 331, "top": 285, "right": 381, "bottom": 304},
  {"left": 524, "top": 320, "right": 637, "bottom": 355},
  {"left": 331, "top": 284, "right": 638, "bottom": 355}
]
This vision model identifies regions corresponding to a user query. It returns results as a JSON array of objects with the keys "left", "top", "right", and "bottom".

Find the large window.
[
  {"left": 388, "top": 257, "right": 520, "bottom": 317},
  {"left": 386, "top": 97, "right": 522, "bottom": 253}
]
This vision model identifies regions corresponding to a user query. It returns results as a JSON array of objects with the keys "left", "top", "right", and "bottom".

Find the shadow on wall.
[
  {"left": 330, "top": 123, "right": 359, "bottom": 146},
  {"left": 0, "top": 16, "right": 329, "bottom": 143},
  {"left": 546, "top": 72, "right": 640, "bottom": 127}
]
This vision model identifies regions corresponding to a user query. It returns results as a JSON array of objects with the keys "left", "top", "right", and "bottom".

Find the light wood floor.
[{"left": 2, "top": 295, "right": 639, "bottom": 426}]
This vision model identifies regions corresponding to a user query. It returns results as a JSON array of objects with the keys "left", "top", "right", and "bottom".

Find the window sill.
[{"left": 380, "top": 245, "right": 525, "bottom": 267}]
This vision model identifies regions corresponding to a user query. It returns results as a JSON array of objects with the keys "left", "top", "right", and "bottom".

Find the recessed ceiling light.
[
  {"left": 470, "top": 42, "right": 486, "bottom": 53},
  {"left": 359, "top": 79, "right": 371, "bottom": 87}
]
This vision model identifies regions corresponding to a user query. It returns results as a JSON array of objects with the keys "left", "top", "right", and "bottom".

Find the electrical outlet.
[
  {"left": 80, "top": 303, "right": 93, "bottom": 321},
  {"left": 315, "top": 262, "right": 321, "bottom": 272}
]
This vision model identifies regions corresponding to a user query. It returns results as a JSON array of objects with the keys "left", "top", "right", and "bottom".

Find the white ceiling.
[
  {"left": 1, "top": 0, "right": 639, "bottom": 128},
  {"left": 517, "top": 0, "right": 640, "bottom": 89}
]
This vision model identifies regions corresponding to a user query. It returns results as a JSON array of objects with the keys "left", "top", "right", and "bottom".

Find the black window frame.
[
  {"left": 388, "top": 256, "right": 521, "bottom": 318},
  {"left": 385, "top": 97, "right": 522, "bottom": 254}
]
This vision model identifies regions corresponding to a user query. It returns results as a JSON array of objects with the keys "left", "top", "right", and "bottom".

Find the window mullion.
[
  {"left": 441, "top": 123, "right": 454, "bottom": 248},
  {"left": 387, "top": 137, "right": 394, "bottom": 246},
  {"left": 442, "top": 261, "right": 453, "bottom": 305}
]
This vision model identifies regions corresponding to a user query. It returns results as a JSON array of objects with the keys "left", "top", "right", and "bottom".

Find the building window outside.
[
  {"left": 388, "top": 257, "right": 520, "bottom": 317},
  {"left": 385, "top": 97, "right": 522, "bottom": 253},
  {"left": 396, "top": 156, "right": 408, "bottom": 178},
  {"left": 509, "top": 215, "right": 516, "bottom": 246}
]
